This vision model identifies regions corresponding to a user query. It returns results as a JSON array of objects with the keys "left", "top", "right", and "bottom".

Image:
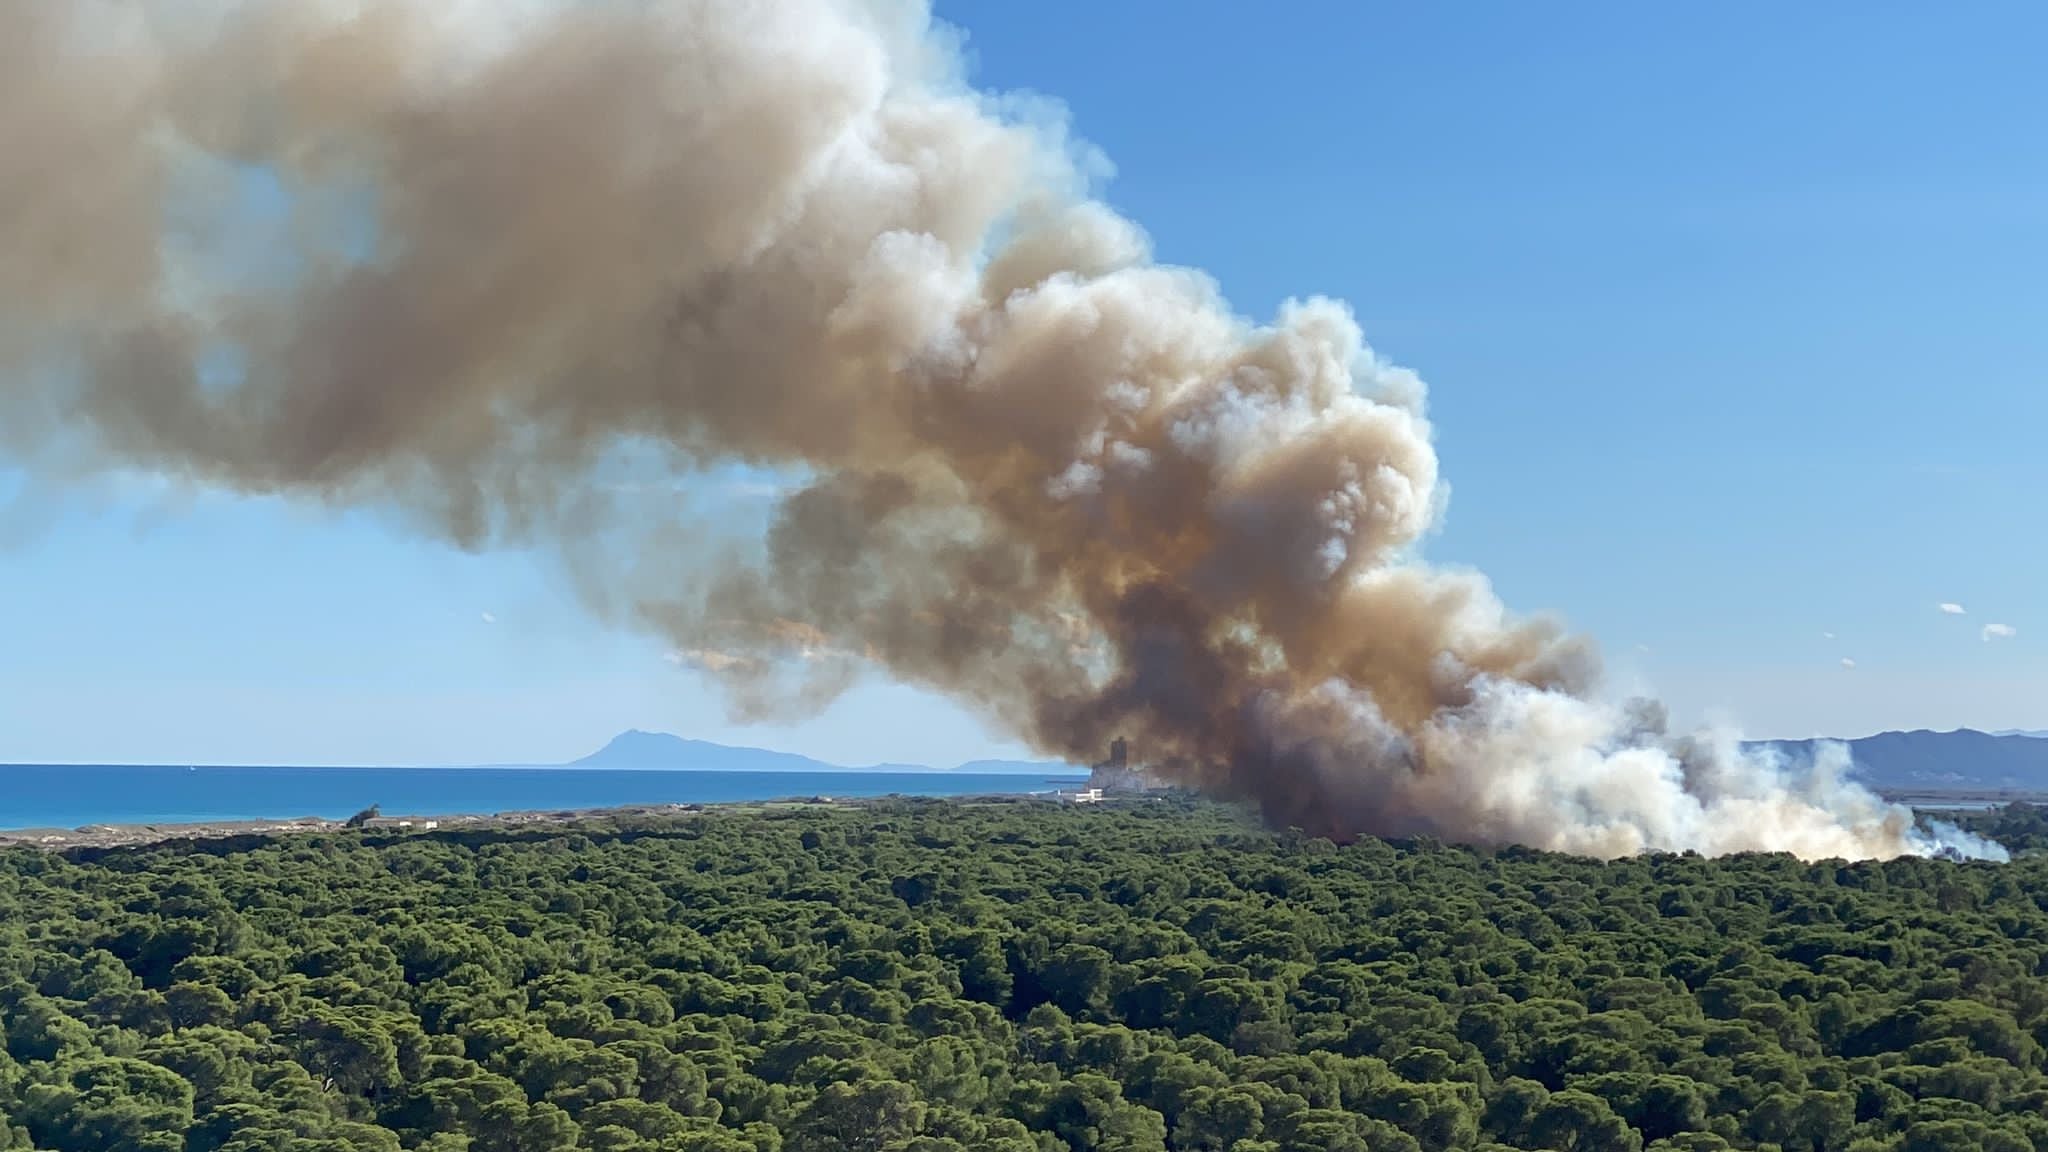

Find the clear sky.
[{"left": 4, "top": 1, "right": 2046, "bottom": 766}]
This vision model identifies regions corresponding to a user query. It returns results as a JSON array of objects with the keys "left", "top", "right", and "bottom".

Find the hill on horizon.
[
  {"left": 563, "top": 726, "right": 2048, "bottom": 791},
  {"left": 567, "top": 729, "right": 1081, "bottom": 775},
  {"left": 1747, "top": 727, "right": 2048, "bottom": 792}
]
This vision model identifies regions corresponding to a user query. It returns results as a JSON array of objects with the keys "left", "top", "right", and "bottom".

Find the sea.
[{"left": 0, "top": 765, "right": 1091, "bottom": 831}]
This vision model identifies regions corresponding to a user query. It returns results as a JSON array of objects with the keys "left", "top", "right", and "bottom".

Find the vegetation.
[
  {"left": 1949, "top": 804, "right": 2048, "bottom": 858},
  {"left": 0, "top": 796, "right": 2044, "bottom": 1152}
]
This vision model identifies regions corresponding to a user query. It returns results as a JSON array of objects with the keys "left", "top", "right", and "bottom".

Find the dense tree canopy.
[{"left": 0, "top": 797, "right": 2043, "bottom": 1151}]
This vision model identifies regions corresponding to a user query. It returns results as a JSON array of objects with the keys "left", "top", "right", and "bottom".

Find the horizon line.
[{"left": 5, "top": 722, "right": 2044, "bottom": 771}]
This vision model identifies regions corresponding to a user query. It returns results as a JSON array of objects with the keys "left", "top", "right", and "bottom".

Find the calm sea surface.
[{"left": 0, "top": 765, "right": 1089, "bottom": 830}]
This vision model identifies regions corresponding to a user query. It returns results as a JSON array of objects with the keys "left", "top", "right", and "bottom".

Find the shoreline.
[
  {"left": 0, "top": 789, "right": 1095, "bottom": 852},
  {"left": 5, "top": 787, "right": 2033, "bottom": 855},
  {"left": 1876, "top": 788, "right": 2048, "bottom": 810},
  {"left": 0, "top": 764, "right": 1095, "bottom": 849}
]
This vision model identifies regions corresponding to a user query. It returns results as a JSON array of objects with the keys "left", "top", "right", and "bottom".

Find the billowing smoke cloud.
[{"left": 0, "top": 0, "right": 1994, "bottom": 861}]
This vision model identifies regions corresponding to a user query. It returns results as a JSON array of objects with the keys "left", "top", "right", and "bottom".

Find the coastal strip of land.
[
  {"left": 1876, "top": 788, "right": 2048, "bottom": 810},
  {"left": 0, "top": 790, "right": 1099, "bottom": 852},
  {"left": 4, "top": 786, "right": 2044, "bottom": 854}
]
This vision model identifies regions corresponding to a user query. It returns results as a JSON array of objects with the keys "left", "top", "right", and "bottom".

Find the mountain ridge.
[
  {"left": 564, "top": 727, "right": 2048, "bottom": 791},
  {"left": 568, "top": 729, "right": 1080, "bottom": 775},
  {"left": 1745, "top": 727, "right": 2048, "bottom": 792}
]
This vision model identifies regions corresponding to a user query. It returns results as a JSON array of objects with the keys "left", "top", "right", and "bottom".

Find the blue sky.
[{"left": 5, "top": 1, "right": 2047, "bottom": 766}]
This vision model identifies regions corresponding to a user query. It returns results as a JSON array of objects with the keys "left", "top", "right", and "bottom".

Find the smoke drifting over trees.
[{"left": 0, "top": 0, "right": 1991, "bottom": 859}]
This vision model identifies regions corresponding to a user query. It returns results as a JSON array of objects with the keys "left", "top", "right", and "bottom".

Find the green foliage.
[
  {"left": 0, "top": 796, "right": 2043, "bottom": 1151},
  {"left": 1948, "top": 803, "right": 2048, "bottom": 857}
]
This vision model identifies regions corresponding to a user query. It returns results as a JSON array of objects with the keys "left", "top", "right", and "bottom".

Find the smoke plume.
[{"left": 0, "top": 0, "right": 1992, "bottom": 860}]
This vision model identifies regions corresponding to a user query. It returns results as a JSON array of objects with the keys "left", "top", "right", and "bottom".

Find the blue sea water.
[{"left": 0, "top": 765, "right": 1090, "bottom": 831}]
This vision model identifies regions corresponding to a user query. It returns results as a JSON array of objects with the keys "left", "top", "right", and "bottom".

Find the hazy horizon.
[{"left": 7, "top": 721, "right": 2045, "bottom": 773}]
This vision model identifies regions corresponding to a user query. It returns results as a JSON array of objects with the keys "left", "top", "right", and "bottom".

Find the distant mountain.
[
  {"left": 568, "top": 731, "right": 1082, "bottom": 775},
  {"left": 1992, "top": 729, "right": 2048, "bottom": 739},
  {"left": 1749, "top": 728, "right": 2048, "bottom": 793},
  {"left": 571, "top": 728, "right": 2048, "bottom": 790},
  {"left": 572, "top": 731, "right": 850, "bottom": 772}
]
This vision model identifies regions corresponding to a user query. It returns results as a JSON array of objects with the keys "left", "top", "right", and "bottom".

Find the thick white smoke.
[{"left": 0, "top": 0, "right": 1999, "bottom": 861}]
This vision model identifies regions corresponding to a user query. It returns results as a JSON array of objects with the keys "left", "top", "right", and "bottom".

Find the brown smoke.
[{"left": 0, "top": 0, "right": 1978, "bottom": 860}]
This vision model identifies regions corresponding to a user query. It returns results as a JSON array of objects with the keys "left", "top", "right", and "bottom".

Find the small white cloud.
[
  {"left": 1984, "top": 623, "right": 2017, "bottom": 641},
  {"left": 1821, "top": 631, "right": 1836, "bottom": 640},
  {"left": 1634, "top": 643, "right": 1652, "bottom": 654},
  {"left": 1939, "top": 602, "right": 1966, "bottom": 615},
  {"left": 480, "top": 611, "right": 497, "bottom": 625},
  {"left": 1840, "top": 658, "right": 1857, "bottom": 670}
]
